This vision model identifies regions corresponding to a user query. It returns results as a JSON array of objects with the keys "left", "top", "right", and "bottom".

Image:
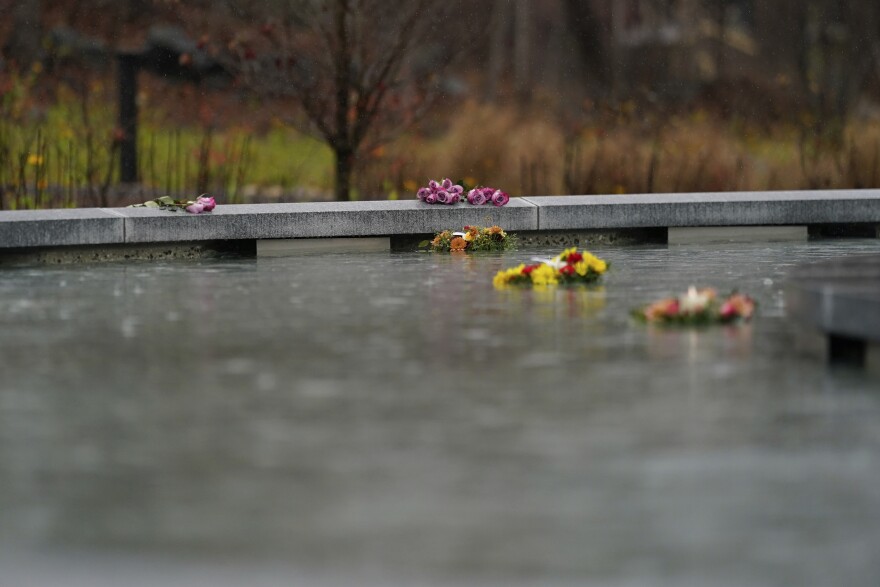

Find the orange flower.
[
  {"left": 644, "top": 298, "right": 679, "bottom": 321},
  {"left": 450, "top": 237, "right": 468, "bottom": 251}
]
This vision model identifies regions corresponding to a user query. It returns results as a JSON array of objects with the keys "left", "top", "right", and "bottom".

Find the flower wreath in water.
[
  {"left": 417, "top": 178, "right": 510, "bottom": 206},
  {"left": 493, "top": 247, "right": 608, "bottom": 288},
  {"left": 632, "top": 287, "right": 756, "bottom": 326},
  {"left": 425, "top": 225, "right": 517, "bottom": 253},
  {"left": 129, "top": 194, "right": 216, "bottom": 214}
]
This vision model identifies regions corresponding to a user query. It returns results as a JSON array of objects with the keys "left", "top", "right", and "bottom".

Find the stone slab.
[
  {"left": 527, "top": 190, "right": 880, "bottom": 230},
  {"left": 0, "top": 209, "right": 124, "bottom": 248},
  {"left": 118, "top": 199, "right": 538, "bottom": 243},
  {"left": 786, "top": 254, "right": 880, "bottom": 366},
  {"left": 2, "top": 191, "right": 880, "bottom": 253},
  {"left": 257, "top": 237, "right": 390, "bottom": 256},
  {"left": 669, "top": 225, "right": 808, "bottom": 244}
]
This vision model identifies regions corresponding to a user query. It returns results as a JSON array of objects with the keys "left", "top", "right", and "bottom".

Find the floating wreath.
[
  {"left": 493, "top": 247, "right": 608, "bottom": 288},
  {"left": 424, "top": 225, "right": 517, "bottom": 252},
  {"left": 129, "top": 194, "right": 216, "bottom": 214},
  {"left": 632, "top": 287, "right": 756, "bottom": 325}
]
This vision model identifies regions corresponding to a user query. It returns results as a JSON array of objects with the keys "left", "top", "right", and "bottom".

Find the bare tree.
[
  {"left": 514, "top": 0, "right": 531, "bottom": 103},
  {"left": 3, "top": 0, "right": 42, "bottom": 66},
  {"left": 232, "top": 0, "right": 451, "bottom": 200},
  {"left": 755, "top": 0, "right": 880, "bottom": 121},
  {"left": 563, "top": 0, "right": 613, "bottom": 90}
]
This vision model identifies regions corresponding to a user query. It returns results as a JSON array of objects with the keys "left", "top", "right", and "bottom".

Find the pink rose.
[
  {"left": 196, "top": 195, "right": 216, "bottom": 211},
  {"left": 491, "top": 190, "right": 510, "bottom": 206},
  {"left": 467, "top": 188, "right": 488, "bottom": 205}
]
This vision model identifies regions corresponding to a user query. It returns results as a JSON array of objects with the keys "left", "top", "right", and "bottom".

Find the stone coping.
[
  {"left": 786, "top": 254, "right": 880, "bottom": 369},
  {"left": 1, "top": 189, "right": 879, "bottom": 249},
  {"left": 526, "top": 190, "right": 880, "bottom": 229},
  {"left": 786, "top": 254, "right": 880, "bottom": 345}
]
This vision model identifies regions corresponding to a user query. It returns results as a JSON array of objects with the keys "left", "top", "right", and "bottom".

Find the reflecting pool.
[{"left": 1, "top": 240, "right": 880, "bottom": 586}]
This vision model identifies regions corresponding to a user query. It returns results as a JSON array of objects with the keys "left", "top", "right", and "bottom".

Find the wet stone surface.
[{"left": 1, "top": 240, "right": 880, "bottom": 586}]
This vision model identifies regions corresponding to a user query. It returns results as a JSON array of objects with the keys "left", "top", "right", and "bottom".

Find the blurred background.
[{"left": 2, "top": 0, "right": 880, "bottom": 207}]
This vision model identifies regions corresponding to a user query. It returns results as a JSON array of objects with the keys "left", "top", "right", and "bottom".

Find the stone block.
[
  {"left": 118, "top": 199, "right": 538, "bottom": 243},
  {"left": 786, "top": 253, "right": 880, "bottom": 368},
  {"left": 528, "top": 190, "right": 880, "bottom": 230},
  {"left": 0, "top": 209, "right": 124, "bottom": 248},
  {"left": 257, "top": 237, "right": 390, "bottom": 256},
  {"left": 668, "top": 225, "right": 808, "bottom": 244}
]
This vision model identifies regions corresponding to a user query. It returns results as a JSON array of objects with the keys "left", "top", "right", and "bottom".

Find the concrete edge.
[
  {"left": 2, "top": 191, "right": 879, "bottom": 251},
  {"left": 785, "top": 254, "right": 880, "bottom": 369}
]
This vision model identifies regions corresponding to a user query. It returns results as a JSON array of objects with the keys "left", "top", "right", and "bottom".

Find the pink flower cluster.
[
  {"left": 417, "top": 178, "right": 464, "bottom": 205},
  {"left": 467, "top": 186, "right": 510, "bottom": 207},
  {"left": 185, "top": 195, "right": 217, "bottom": 214},
  {"left": 416, "top": 179, "right": 510, "bottom": 206}
]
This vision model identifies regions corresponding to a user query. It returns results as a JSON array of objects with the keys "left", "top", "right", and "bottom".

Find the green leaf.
[
  {"left": 157, "top": 196, "right": 175, "bottom": 205},
  {"left": 144, "top": 200, "right": 160, "bottom": 208},
  {"left": 417, "top": 240, "right": 430, "bottom": 249}
]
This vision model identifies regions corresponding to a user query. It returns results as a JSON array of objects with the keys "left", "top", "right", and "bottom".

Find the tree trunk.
[
  {"left": 334, "top": 146, "right": 353, "bottom": 201},
  {"left": 333, "top": 0, "right": 353, "bottom": 201},
  {"left": 714, "top": 0, "right": 725, "bottom": 81},
  {"left": 5, "top": 0, "right": 42, "bottom": 67},
  {"left": 563, "top": 0, "right": 612, "bottom": 90},
  {"left": 514, "top": 0, "right": 531, "bottom": 103},
  {"left": 485, "top": 0, "right": 510, "bottom": 102}
]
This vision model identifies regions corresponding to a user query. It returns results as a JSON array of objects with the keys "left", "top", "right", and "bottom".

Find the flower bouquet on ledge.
[
  {"left": 493, "top": 247, "right": 608, "bottom": 288},
  {"left": 632, "top": 287, "right": 756, "bottom": 325},
  {"left": 129, "top": 194, "right": 216, "bottom": 214},
  {"left": 417, "top": 178, "right": 510, "bottom": 206},
  {"left": 425, "top": 225, "right": 517, "bottom": 252}
]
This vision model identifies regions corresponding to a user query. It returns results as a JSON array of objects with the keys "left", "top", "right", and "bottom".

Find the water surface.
[{"left": 1, "top": 240, "right": 879, "bottom": 586}]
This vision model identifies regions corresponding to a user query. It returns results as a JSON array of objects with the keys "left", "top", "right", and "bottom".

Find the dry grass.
[{"left": 357, "top": 102, "right": 880, "bottom": 199}]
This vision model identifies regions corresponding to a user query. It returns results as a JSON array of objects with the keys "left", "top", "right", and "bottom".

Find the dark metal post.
[{"left": 118, "top": 52, "right": 140, "bottom": 183}]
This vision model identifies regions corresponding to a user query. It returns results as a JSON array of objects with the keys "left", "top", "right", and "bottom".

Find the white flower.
[
  {"left": 679, "top": 286, "right": 713, "bottom": 314},
  {"left": 532, "top": 256, "right": 567, "bottom": 270}
]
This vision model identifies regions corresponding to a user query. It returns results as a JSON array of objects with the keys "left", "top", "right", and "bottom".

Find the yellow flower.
[
  {"left": 589, "top": 258, "right": 607, "bottom": 274},
  {"left": 574, "top": 260, "right": 589, "bottom": 276},
  {"left": 463, "top": 232, "right": 475, "bottom": 242},
  {"left": 26, "top": 154, "right": 43, "bottom": 166},
  {"left": 493, "top": 264, "right": 526, "bottom": 288},
  {"left": 529, "top": 264, "right": 558, "bottom": 286}
]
